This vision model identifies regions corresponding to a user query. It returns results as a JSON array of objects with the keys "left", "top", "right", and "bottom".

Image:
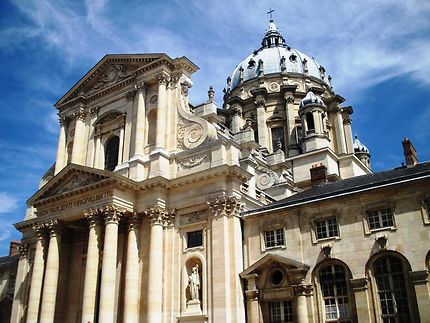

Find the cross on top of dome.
[{"left": 262, "top": 9, "right": 286, "bottom": 48}]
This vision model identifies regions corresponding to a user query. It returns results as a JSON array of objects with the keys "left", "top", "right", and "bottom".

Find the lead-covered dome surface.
[{"left": 229, "top": 20, "right": 329, "bottom": 90}]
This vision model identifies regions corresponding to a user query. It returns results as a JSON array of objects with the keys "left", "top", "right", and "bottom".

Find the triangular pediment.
[
  {"left": 240, "top": 253, "right": 309, "bottom": 278},
  {"left": 28, "top": 164, "right": 134, "bottom": 206},
  {"left": 55, "top": 53, "right": 198, "bottom": 107}
]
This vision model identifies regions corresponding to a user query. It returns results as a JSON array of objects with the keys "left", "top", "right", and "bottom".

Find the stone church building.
[{"left": 10, "top": 19, "right": 430, "bottom": 323}]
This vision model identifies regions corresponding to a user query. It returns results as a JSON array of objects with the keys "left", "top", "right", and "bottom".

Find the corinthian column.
[
  {"left": 54, "top": 116, "right": 67, "bottom": 174},
  {"left": 26, "top": 224, "right": 46, "bottom": 323},
  {"left": 81, "top": 212, "right": 102, "bottom": 323},
  {"left": 293, "top": 284, "right": 311, "bottom": 323},
  {"left": 155, "top": 74, "right": 169, "bottom": 149},
  {"left": 98, "top": 206, "right": 122, "bottom": 323},
  {"left": 123, "top": 214, "right": 141, "bottom": 323},
  {"left": 134, "top": 82, "right": 146, "bottom": 156},
  {"left": 10, "top": 243, "right": 30, "bottom": 323},
  {"left": 39, "top": 220, "right": 61, "bottom": 323},
  {"left": 146, "top": 207, "right": 168, "bottom": 323},
  {"left": 71, "top": 105, "right": 87, "bottom": 165}
]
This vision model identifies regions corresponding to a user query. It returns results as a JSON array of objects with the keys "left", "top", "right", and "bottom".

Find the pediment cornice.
[{"left": 28, "top": 164, "right": 136, "bottom": 207}]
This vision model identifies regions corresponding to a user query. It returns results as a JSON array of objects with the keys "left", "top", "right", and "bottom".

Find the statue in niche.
[{"left": 188, "top": 264, "right": 200, "bottom": 301}]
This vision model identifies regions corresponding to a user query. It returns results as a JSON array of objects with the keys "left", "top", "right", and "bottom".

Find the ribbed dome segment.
[
  {"left": 229, "top": 20, "right": 329, "bottom": 90},
  {"left": 353, "top": 136, "right": 370, "bottom": 153},
  {"left": 299, "top": 91, "right": 324, "bottom": 108}
]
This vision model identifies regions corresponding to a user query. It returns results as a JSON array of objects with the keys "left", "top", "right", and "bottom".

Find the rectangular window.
[
  {"left": 270, "top": 301, "right": 293, "bottom": 323},
  {"left": 315, "top": 218, "right": 339, "bottom": 240},
  {"left": 425, "top": 200, "right": 430, "bottom": 221},
  {"left": 265, "top": 228, "right": 285, "bottom": 248},
  {"left": 367, "top": 208, "right": 394, "bottom": 230},
  {"left": 187, "top": 230, "right": 203, "bottom": 248}
]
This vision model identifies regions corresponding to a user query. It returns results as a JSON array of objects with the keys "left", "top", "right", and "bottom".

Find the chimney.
[
  {"left": 402, "top": 137, "right": 418, "bottom": 167},
  {"left": 310, "top": 163, "right": 328, "bottom": 187},
  {"left": 9, "top": 240, "right": 21, "bottom": 256}
]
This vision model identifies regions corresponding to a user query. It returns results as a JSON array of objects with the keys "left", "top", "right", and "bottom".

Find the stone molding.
[
  {"left": 207, "top": 196, "right": 243, "bottom": 218},
  {"left": 350, "top": 277, "right": 368, "bottom": 292},
  {"left": 409, "top": 270, "right": 429, "bottom": 285}
]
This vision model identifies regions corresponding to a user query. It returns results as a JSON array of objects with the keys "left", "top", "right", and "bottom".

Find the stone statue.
[{"left": 188, "top": 264, "right": 200, "bottom": 300}]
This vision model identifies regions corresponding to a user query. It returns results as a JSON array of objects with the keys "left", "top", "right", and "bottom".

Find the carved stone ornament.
[
  {"left": 18, "top": 243, "right": 29, "bottom": 258},
  {"left": 45, "top": 219, "right": 61, "bottom": 237},
  {"left": 88, "top": 64, "right": 131, "bottom": 94},
  {"left": 150, "top": 95, "right": 158, "bottom": 105},
  {"left": 254, "top": 99, "right": 266, "bottom": 108},
  {"left": 55, "top": 175, "right": 97, "bottom": 195},
  {"left": 32, "top": 223, "right": 46, "bottom": 239},
  {"left": 102, "top": 205, "right": 125, "bottom": 224},
  {"left": 178, "top": 153, "right": 208, "bottom": 169},
  {"left": 145, "top": 206, "right": 175, "bottom": 227},
  {"left": 89, "top": 106, "right": 99, "bottom": 118},
  {"left": 350, "top": 277, "right": 368, "bottom": 292},
  {"left": 285, "top": 95, "right": 295, "bottom": 104},
  {"left": 156, "top": 73, "right": 170, "bottom": 86},
  {"left": 208, "top": 196, "right": 243, "bottom": 218},
  {"left": 74, "top": 108, "right": 86, "bottom": 122},
  {"left": 343, "top": 116, "right": 352, "bottom": 125},
  {"left": 179, "top": 210, "right": 207, "bottom": 226},
  {"left": 135, "top": 81, "right": 146, "bottom": 93},
  {"left": 58, "top": 116, "right": 67, "bottom": 126},
  {"left": 256, "top": 172, "right": 276, "bottom": 190},
  {"left": 292, "top": 284, "right": 313, "bottom": 297},
  {"left": 84, "top": 209, "right": 102, "bottom": 228},
  {"left": 125, "top": 213, "right": 142, "bottom": 231},
  {"left": 269, "top": 82, "right": 280, "bottom": 92}
]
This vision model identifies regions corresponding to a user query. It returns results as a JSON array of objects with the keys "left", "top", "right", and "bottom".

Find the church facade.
[{"left": 10, "top": 20, "right": 430, "bottom": 323}]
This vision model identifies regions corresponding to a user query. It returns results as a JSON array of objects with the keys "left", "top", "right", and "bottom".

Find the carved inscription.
[{"left": 37, "top": 191, "right": 113, "bottom": 216}]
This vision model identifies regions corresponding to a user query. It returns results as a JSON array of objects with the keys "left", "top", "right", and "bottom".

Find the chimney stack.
[
  {"left": 310, "top": 163, "right": 328, "bottom": 187},
  {"left": 402, "top": 137, "right": 418, "bottom": 167},
  {"left": 9, "top": 240, "right": 21, "bottom": 256}
]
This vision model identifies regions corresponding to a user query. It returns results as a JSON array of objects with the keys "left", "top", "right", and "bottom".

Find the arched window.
[
  {"left": 373, "top": 256, "right": 411, "bottom": 322},
  {"left": 104, "top": 136, "right": 119, "bottom": 171},
  {"left": 306, "top": 112, "right": 315, "bottom": 132},
  {"left": 319, "top": 264, "right": 351, "bottom": 322}
]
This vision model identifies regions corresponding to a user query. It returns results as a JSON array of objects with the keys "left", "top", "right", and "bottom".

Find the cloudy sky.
[{"left": 0, "top": 0, "right": 429, "bottom": 255}]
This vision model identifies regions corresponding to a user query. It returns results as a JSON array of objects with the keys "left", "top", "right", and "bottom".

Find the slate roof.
[
  {"left": 243, "top": 162, "right": 430, "bottom": 216},
  {"left": 0, "top": 254, "right": 19, "bottom": 268}
]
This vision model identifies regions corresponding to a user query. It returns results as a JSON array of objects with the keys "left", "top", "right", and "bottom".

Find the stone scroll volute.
[{"left": 176, "top": 75, "right": 218, "bottom": 150}]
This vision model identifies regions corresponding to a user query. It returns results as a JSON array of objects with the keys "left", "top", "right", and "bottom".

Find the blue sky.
[{"left": 0, "top": 0, "right": 429, "bottom": 255}]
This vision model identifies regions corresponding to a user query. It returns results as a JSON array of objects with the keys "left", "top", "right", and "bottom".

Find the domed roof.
[
  {"left": 353, "top": 136, "right": 370, "bottom": 154},
  {"left": 229, "top": 20, "right": 329, "bottom": 90},
  {"left": 299, "top": 91, "right": 325, "bottom": 108}
]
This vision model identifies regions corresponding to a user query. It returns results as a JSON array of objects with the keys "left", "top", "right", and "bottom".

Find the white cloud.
[{"left": 0, "top": 192, "right": 19, "bottom": 214}]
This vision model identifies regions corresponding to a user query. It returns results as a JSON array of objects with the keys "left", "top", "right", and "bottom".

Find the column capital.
[
  {"left": 292, "top": 283, "right": 313, "bottom": 297},
  {"left": 207, "top": 196, "right": 243, "bottom": 218},
  {"left": 254, "top": 99, "right": 266, "bottom": 108},
  {"left": 145, "top": 206, "right": 175, "bottom": 226},
  {"left": 343, "top": 115, "right": 352, "bottom": 125},
  {"left": 134, "top": 81, "right": 146, "bottom": 93},
  {"left": 89, "top": 106, "right": 99, "bottom": 118},
  {"left": 74, "top": 108, "right": 86, "bottom": 121},
  {"left": 168, "top": 75, "right": 180, "bottom": 90},
  {"left": 32, "top": 223, "right": 46, "bottom": 239},
  {"left": 44, "top": 219, "right": 62, "bottom": 237},
  {"left": 125, "top": 213, "right": 142, "bottom": 231},
  {"left": 102, "top": 205, "right": 125, "bottom": 224},
  {"left": 18, "top": 243, "right": 29, "bottom": 258},
  {"left": 156, "top": 73, "right": 170, "bottom": 86},
  {"left": 350, "top": 277, "right": 368, "bottom": 292},
  {"left": 58, "top": 115, "right": 67, "bottom": 126},
  {"left": 84, "top": 209, "right": 103, "bottom": 228},
  {"left": 245, "top": 289, "right": 259, "bottom": 300},
  {"left": 230, "top": 104, "right": 243, "bottom": 117}
]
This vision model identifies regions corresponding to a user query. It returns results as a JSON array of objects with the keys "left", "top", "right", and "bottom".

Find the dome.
[
  {"left": 229, "top": 20, "right": 329, "bottom": 90},
  {"left": 299, "top": 91, "right": 325, "bottom": 108},
  {"left": 353, "top": 136, "right": 370, "bottom": 154}
]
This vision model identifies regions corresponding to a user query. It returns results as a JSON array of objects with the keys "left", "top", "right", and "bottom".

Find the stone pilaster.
[
  {"left": 231, "top": 104, "right": 244, "bottom": 133},
  {"left": 71, "top": 105, "right": 87, "bottom": 165},
  {"left": 155, "top": 73, "right": 169, "bottom": 149},
  {"left": 208, "top": 196, "right": 245, "bottom": 322},
  {"left": 123, "top": 214, "right": 142, "bottom": 323},
  {"left": 334, "top": 109, "right": 347, "bottom": 154},
  {"left": 81, "top": 211, "right": 103, "bottom": 323},
  {"left": 342, "top": 111, "right": 353, "bottom": 154},
  {"left": 243, "top": 274, "right": 261, "bottom": 323},
  {"left": 350, "top": 277, "right": 372, "bottom": 322},
  {"left": 39, "top": 220, "right": 62, "bottom": 323},
  {"left": 255, "top": 98, "right": 269, "bottom": 149},
  {"left": 409, "top": 270, "right": 430, "bottom": 321},
  {"left": 10, "top": 243, "right": 30, "bottom": 323},
  {"left": 93, "top": 126, "right": 102, "bottom": 168},
  {"left": 145, "top": 206, "right": 173, "bottom": 323},
  {"left": 54, "top": 116, "right": 67, "bottom": 174},
  {"left": 134, "top": 82, "right": 146, "bottom": 156},
  {"left": 26, "top": 224, "right": 46, "bottom": 323}
]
